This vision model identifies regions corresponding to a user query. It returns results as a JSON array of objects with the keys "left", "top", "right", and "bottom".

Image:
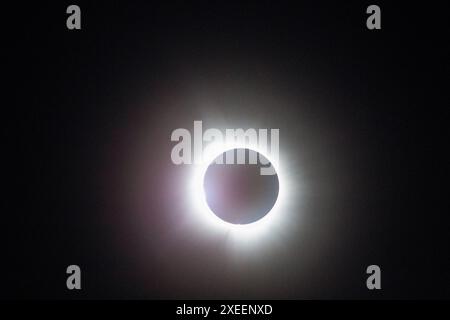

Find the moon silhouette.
[{"left": 203, "top": 148, "right": 279, "bottom": 225}]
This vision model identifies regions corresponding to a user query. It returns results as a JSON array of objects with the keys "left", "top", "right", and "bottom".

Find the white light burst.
[{"left": 188, "top": 139, "right": 290, "bottom": 242}]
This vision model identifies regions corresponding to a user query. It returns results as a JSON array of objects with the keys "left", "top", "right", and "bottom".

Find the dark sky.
[{"left": 3, "top": 1, "right": 449, "bottom": 299}]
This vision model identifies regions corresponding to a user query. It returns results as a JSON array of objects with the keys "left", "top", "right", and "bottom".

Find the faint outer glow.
[{"left": 189, "top": 139, "right": 289, "bottom": 242}]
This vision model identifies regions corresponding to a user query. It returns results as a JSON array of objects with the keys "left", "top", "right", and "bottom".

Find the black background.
[{"left": 3, "top": 1, "right": 449, "bottom": 299}]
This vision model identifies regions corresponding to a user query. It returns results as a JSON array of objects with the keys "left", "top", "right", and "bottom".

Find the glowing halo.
[{"left": 189, "top": 139, "right": 288, "bottom": 240}]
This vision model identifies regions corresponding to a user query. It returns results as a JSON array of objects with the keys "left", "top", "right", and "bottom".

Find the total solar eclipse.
[{"left": 203, "top": 148, "right": 279, "bottom": 225}]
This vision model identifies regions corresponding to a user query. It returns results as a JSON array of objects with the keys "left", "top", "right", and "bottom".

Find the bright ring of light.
[{"left": 189, "top": 140, "right": 287, "bottom": 239}]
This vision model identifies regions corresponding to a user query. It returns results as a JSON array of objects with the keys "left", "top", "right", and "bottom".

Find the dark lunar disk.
[{"left": 203, "top": 148, "right": 279, "bottom": 225}]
